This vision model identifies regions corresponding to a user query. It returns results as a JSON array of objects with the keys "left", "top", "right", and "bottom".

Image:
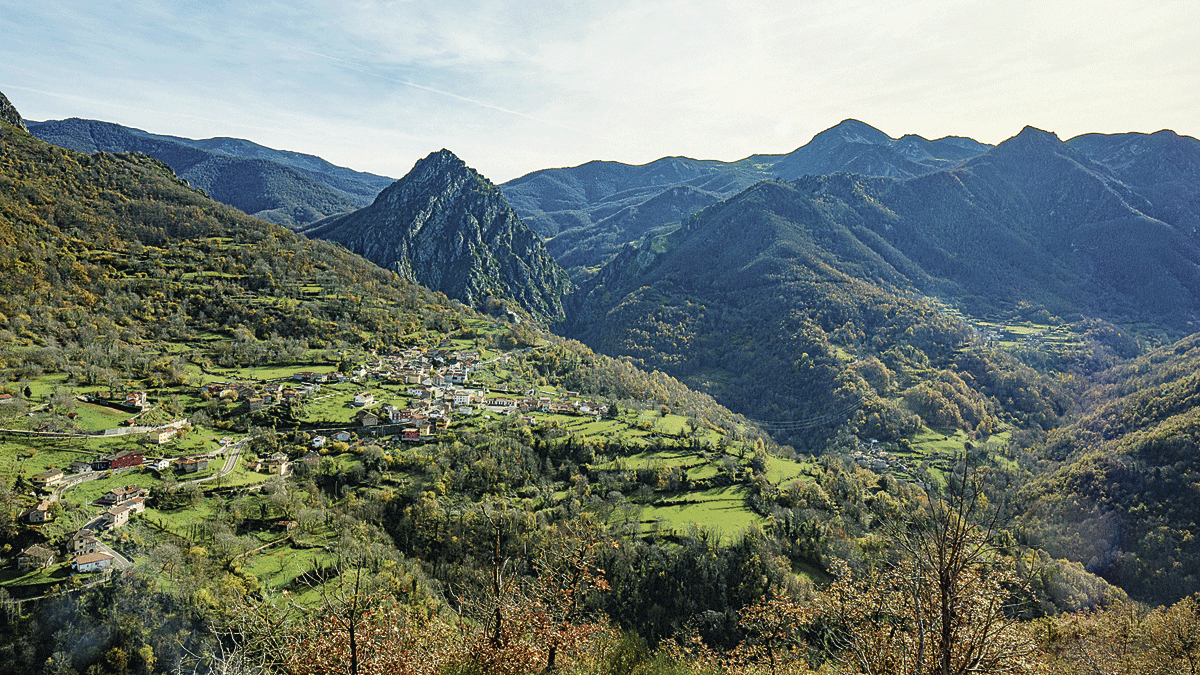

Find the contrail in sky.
[{"left": 295, "top": 47, "right": 587, "bottom": 135}]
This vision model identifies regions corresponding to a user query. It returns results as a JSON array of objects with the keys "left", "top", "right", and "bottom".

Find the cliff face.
[
  {"left": 306, "top": 149, "right": 572, "bottom": 321},
  {"left": 0, "top": 91, "right": 29, "bottom": 133}
]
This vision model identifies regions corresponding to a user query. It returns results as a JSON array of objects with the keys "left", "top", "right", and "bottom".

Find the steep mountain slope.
[
  {"left": 568, "top": 125, "right": 1200, "bottom": 443},
  {"left": 1018, "top": 332, "right": 1200, "bottom": 605},
  {"left": 0, "top": 116, "right": 478, "bottom": 364},
  {"left": 1068, "top": 130, "right": 1200, "bottom": 238},
  {"left": 567, "top": 177, "right": 1055, "bottom": 447},
  {"left": 27, "top": 118, "right": 392, "bottom": 228},
  {"left": 868, "top": 127, "right": 1200, "bottom": 327},
  {"left": 548, "top": 185, "right": 725, "bottom": 278},
  {"left": 500, "top": 120, "right": 991, "bottom": 278},
  {"left": 305, "top": 149, "right": 573, "bottom": 321}
]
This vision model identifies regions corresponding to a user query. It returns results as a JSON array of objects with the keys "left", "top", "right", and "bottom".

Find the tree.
[
  {"left": 818, "top": 455, "right": 1042, "bottom": 675},
  {"left": 525, "top": 519, "right": 613, "bottom": 672},
  {"left": 1047, "top": 594, "right": 1200, "bottom": 675}
]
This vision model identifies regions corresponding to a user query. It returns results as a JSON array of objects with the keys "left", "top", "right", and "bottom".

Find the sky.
[{"left": 2, "top": 0, "right": 1197, "bottom": 183}]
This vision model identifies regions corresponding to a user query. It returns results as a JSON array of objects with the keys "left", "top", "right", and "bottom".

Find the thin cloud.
[{"left": 295, "top": 46, "right": 588, "bottom": 135}]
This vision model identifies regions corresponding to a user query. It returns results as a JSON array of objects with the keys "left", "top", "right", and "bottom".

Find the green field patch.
[
  {"left": 0, "top": 559, "right": 75, "bottom": 590},
  {"left": 908, "top": 427, "right": 972, "bottom": 458},
  {"left": 70, "top": 401, "right": 133, "bottom": 433},
  {"left": 792, "top": 559, "right": 833, "bottom": 585},
  {"left": 147, "top": 501, "right": 221, "bottom": 540},
  {"left": 605, "top": 449, "right": 696, "bottom": 470},
  {"left": 763, "top": 454, "right": 816, "bottom": 484},
  {"left": 242, "top": 536, "right": 338, "bottom": 596},
  {"left": 640, "top": 486, "right": 760, "bottom": 537}
]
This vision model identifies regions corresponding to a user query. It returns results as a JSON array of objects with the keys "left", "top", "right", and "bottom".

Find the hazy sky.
[{"left": 2, "top": 0, "right": 1197, "bottom": 182}]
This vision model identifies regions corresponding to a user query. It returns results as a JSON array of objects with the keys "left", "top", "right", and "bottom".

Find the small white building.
[{"left": 74, "top": 551, "right": 115, "bottom": 573}]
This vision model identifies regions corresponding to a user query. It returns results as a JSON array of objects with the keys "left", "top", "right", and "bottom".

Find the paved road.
[
  {"left": 181, "top": 438, "right": 246, "bottom": 485},
  {"left": 95, "top": 540, "right": 133, "bottom": 571}
]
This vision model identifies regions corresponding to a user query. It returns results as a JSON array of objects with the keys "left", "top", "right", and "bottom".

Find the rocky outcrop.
[
  {"left": 0, "top": 91, "right": 29, "bottom": 133},
  {"left": 306, "top": 149, "right": 573, "bottom": 321}
]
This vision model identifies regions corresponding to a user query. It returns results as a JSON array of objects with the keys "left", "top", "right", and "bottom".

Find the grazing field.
[{"left": 640, "top": 486, "right": 760, "bottom": 537}]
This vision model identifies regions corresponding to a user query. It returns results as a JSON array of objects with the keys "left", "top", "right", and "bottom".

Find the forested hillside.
[{"left": 1017, "top": 332, "right": 1200, "bottom": 604}]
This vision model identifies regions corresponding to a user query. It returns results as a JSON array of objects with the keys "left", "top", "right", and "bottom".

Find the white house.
[{"left": 74, "top": 551, "right": 115, "bottom": 573}]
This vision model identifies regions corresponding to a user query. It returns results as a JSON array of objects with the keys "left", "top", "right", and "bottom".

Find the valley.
[{"left": 3, "top": 90, "right": 1200, "bottom": 674}]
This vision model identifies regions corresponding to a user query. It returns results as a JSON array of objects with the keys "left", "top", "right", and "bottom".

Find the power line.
[{"left": 744, "top": 394, "right": 866, "bottom": 432}]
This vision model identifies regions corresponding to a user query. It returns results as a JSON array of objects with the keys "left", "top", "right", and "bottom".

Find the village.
[{"left": 9, "top": 342, "right": 612, "bottom": 584}]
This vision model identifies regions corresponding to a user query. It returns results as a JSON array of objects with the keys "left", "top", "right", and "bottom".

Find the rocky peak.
[
  {"left": 0, "top": 90, "right": 29, "bottom": 133},
  {"left": 307, "top": 149, "right": 573, "bottom": 322}
]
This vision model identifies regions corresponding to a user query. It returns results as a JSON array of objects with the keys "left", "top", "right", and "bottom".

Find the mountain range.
[
  {"left": 27, "top": 117, "right": 393, "bottom": 229},
  {"left": 9, "top": 86, "right": 1200, "bottom": 610},
  {"left": 500, "top": 119, "right": 994, "bottom": 279},
  {"left": 559, "top": 124, "right": 1200, "bottom": 441}
]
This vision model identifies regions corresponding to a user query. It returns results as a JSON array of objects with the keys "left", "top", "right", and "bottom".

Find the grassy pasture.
[{"left": 640, "top": 486, "right": 760, "bottom": 537}]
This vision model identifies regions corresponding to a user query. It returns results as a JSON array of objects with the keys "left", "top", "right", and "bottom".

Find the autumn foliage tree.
[{"left": 817, "top": 455, "right": 1042, "bottom": 675}]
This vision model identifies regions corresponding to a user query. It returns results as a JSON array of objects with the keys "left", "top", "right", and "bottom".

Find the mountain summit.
[
  {"left": 0, "top": 90, "right": 28, "bottom": 133},
  {"left": 305, "top": 149, "right": 572, "bottom": 321}
]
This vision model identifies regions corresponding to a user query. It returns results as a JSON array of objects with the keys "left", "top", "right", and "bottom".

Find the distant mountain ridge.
[
  {"left": 500, "top": 119, "right": 994, "bottom": 279},
  {"left": 27, "top": 117, "right": 394, "bottom": 228},
  {"left": 576, "top": 125, "right": 1200, "bottom": 335},
  {"left": 305, "top": 149, "right": 573, "bottom": 321}
]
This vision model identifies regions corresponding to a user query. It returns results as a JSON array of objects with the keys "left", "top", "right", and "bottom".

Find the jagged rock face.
[
  {"left": 309, "top": 149, "right": 572, "bottom": 321},
  {"left": 0, "top": 91, "right": 29, "bottom": 133}
]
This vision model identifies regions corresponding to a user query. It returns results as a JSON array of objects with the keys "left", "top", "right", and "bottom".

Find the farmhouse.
[
  {"left": 69, "top": 460, "right": 93, "bottom": 474},
  {"left": 70, "top": 529, "right": 101, "bottom": 556},
  {"left": 98, "top": 485, "right": 149, "bottom": 507},
  {"left": 105, "top": 449, "right": 144, "bottom": 469},
  {"left": 31, "top": 469, "right": 65, "bottom": 487},
  {"left": 18, "top": 544, "right": 55, "bottom": 570},
  {"left": 352, "top": 392, "right": 375, "bottom": 407},
  {"left": 74, "top": 551, "right": 115, "bottom": 573},
  {"left": 176, "top": 456, "right": 209, "bottom": 473},
  {"left": 103, "top": 502, "right": 141, "bottom": 529},
  {"left": 251, "top": 453, "right": 292, "bottom": 476},
  {"left": 19, "top": 500, "right": 54, "bottom": 524}
]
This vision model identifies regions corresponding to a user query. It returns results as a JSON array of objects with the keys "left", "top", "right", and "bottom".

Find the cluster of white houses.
[
  {"left": 360, "top": 347, "right": 482, "bottom": 387},
  {"left": 19, "top": 528, "right": 118, "bottom": 573},
  {"left": 16, "top": 484, "right": 150, "bottom": 574},
  {"left": 203, "top": 379, "right": 324, "bottom": 412}
]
